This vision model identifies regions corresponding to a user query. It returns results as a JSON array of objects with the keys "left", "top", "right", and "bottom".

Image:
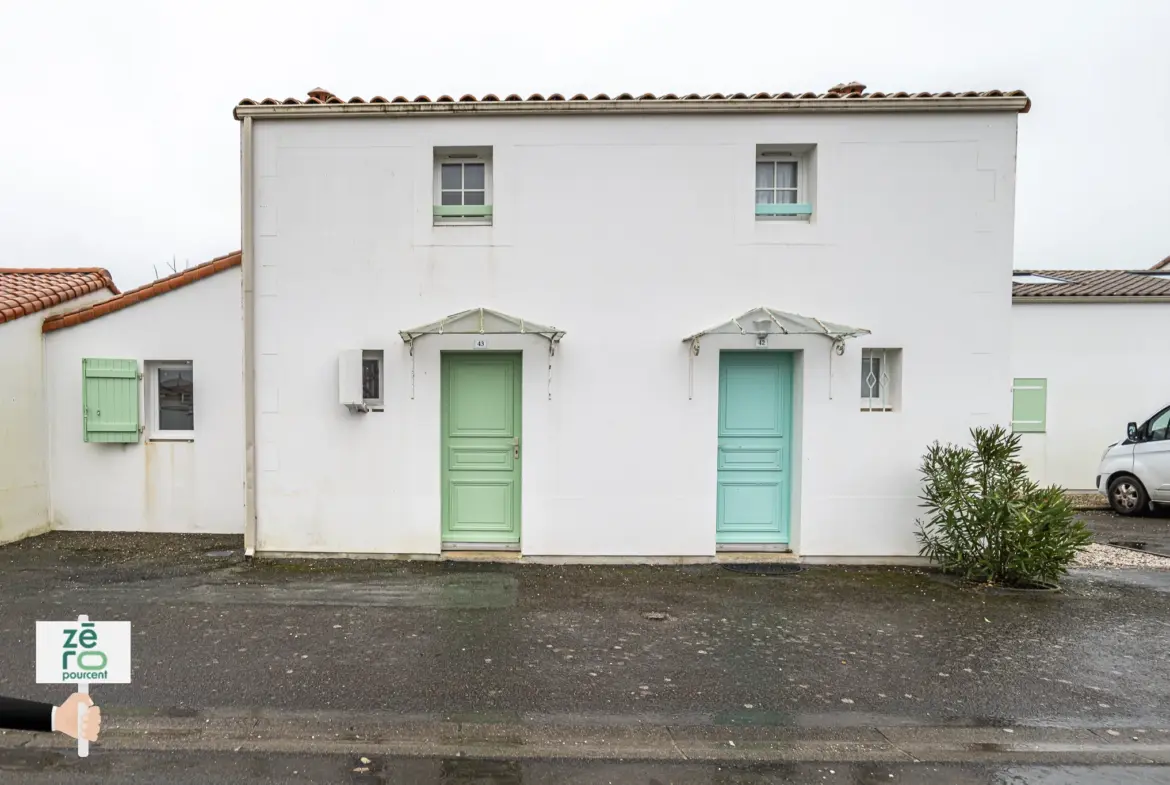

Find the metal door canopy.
[
  {"left": 399, "top": 307, "right": 564, "bottom": 344},
  {"left": 683, "top": 306, "right": 869, "bottom": 351}
]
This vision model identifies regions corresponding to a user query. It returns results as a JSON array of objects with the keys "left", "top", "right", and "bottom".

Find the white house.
[
  {"left": 1011, "top": 258, "right": 1170, "bottom": 491},
  {"left": 234, "top": 82, "right": 1030, "bottom": 562},
  {"left": 41, "top": 252, "right": 245, "bottom": 534},
  {"left": 0, "top": 269, "right": 117, "bottom": 544}
]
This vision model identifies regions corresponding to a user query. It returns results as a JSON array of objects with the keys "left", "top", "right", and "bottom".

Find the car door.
[{"left": 1134, "top": 406, "right": 1170, "bottom": 502}]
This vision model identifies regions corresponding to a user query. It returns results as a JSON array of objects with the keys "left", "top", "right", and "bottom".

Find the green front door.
[
  {"left": 441, "top": 353, "right": 522, "bottom": 545},
  {"left": 716, "top": 352, "right": 793, "bottom": 545}
]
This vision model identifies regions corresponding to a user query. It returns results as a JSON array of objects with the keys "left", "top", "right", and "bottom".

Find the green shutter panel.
[
  {"left": 82, "top": 358, "right": 140, "bottom": 443},
  {"left": 1011, "top": 378, "right": 1047, "bottom": 433}
]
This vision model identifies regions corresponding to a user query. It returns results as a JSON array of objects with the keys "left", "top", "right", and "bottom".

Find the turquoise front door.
[
  {"left": 441, "top": 353, "right": 522, "bottom": 545},
  {"left": 716, "top": 352, "right": 793, "bottom": 545}
]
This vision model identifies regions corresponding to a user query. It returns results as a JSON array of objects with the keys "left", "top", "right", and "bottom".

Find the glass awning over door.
[
  {"left": 681, "top": 306, "right": 870, "bottom": 399},
  {"left": 398, "top": 307, "right": 566, "bottom": 399}
]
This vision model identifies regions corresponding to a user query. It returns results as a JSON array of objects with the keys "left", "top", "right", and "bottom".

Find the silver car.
[{"left": 1097, "top": 404, "right": 1170, "bottom": 516}]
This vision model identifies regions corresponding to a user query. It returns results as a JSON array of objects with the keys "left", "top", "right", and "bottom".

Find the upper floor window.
[
  {"left": 434, "top": 147, "right": 492, "bottom": 226},
  {"left": 755, "top": 145, "right": 815, "bottom": 221},
  {"left": 756, "top": 159, "right": 798, "bottom": 204}
]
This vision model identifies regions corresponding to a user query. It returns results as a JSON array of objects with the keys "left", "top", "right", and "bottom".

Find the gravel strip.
[
  {"left": 1074, "top": 542, "right": 1170, "bottom": 569},
  {"left": 1066, "top": 491, "right": 1109, "bottom": 510}
]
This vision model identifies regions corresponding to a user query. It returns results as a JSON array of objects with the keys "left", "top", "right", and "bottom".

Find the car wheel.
[{"left": 1108, "top": 475, "right": 1149, "bottom": 516}]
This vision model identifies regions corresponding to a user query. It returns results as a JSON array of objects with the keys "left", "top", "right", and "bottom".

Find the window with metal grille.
[{"left": 861, "top": 349, "right": 901, "bottom": 411}]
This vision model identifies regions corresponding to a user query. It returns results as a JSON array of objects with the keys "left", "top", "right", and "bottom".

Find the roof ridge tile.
[{"left": 41, "top": 251, "right": 241, "bottom": 333}]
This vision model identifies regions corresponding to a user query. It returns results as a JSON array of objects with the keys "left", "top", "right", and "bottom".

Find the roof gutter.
[
  {"left": 233, "top": 96, "right": 1030, "bottom": 121},
  {"left": 1013, "top": 296, "right": 1170, "bottom": 304}
]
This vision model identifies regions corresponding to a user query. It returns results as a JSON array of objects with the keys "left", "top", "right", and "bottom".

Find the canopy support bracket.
[
  {"left": 398, "top": 307, "right": 565, "bottom": 402},
  {"left": 828, "top": 338, "right": 845, "bottom": 400},
  {"left": 547, "top": 339, "right": 556, "bottom": 401},
  {"left": 681, "top": 306, "right": 869, "bottom": 402},
  {"left": 688, "top": 337, "right": 701, "bottom": 400},
  {"left": 408, "top": 337, "right": 416, "bottom": 400}
]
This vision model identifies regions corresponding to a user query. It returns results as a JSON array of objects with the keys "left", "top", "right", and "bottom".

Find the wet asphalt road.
[
  {"left": 1, "top": 749, "right": 1169, "bottom": 785},
  {"left": 3, "top": 531, "right": 1170, "bottom": 727},
  {"left": 1082, "top": 507, "right": 1170, "bottom": 557}
]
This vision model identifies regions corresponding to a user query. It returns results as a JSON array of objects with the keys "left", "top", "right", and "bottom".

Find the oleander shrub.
[{"left": 915, "top": 425, "right": 1091, "bottom": 587}]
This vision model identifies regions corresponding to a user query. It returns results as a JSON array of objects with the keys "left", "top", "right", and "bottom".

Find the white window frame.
[
  {"left": 861, "top": 349, "right": 901, "bottom": 412},
  {"left": 755, "top": 157, "right": 801, "bottom": 204},
  {"left": 147, "top": 360, "right": 195, "bottom": 440},
  {"left": 434, "top": 149, "right": 493, "bottom": 226},
  {"left": 362, "top": 349, "right": 384, "bottom": 409},
  {"left": 755, "top": 146, "right": 814, "bottom": 221}
]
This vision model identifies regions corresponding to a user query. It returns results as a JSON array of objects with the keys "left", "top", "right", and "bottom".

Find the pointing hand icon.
[{"left": 53, "top": 692, "right": 101, "bottom": 742}]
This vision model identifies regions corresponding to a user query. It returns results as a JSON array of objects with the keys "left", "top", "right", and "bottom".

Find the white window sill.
[
  {"left": 148, "top": 436, "right": 195, "bottom": 442},
  {"left": 755, "top": 215, "right": 812, "bottom": 223},
  {"left": 433, "top": 206, "right": 493, "bottom": 227},
  {"left": 434, "top": 219, "right": 493, "bottom": 228}
]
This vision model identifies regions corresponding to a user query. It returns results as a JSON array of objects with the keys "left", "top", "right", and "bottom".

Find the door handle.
[{"left": 513, "top": 437, "right": 520, "bottom": 459}]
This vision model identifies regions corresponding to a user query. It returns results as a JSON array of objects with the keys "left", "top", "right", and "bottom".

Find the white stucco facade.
[
  {"left": 1011, "top": 301, "right": 1170, "bottom": 490},
  {"left": 44, "top": 268, "right": 245, "bottom": 533},
  {"left": 245, "top": 108, "right": 1021, "bottom": 560},
  {"left": 0, "top": 291, "right": 110, "bottom": 545}
]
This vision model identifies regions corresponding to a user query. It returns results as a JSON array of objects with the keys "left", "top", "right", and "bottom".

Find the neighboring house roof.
[
  {"left": 235, "top": 83, "right": 1030, "bottom": 118},
  {"left": 1152, "top": 255, "right": 1170, "bottom": 271},
  {"left": 0, "top": 268, "right": 119, "bottom": 325},
  {"left": 1013, "top": 269, "right": 1170, "bottom": 300},
  {"left": 42, "top": 251, "right": 241, "bottom": 333}
]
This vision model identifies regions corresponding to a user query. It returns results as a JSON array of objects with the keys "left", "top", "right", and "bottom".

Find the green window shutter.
[
  {"left": 82, "top": 358, "right": 140, "bottom": 443},
  {"left": 1011, "top": 378, "right": 1047, "bottom": 433}
]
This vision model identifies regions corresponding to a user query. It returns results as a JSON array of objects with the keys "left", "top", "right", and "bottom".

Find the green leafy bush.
[{"left": 915, "top": 424, "right": 1091, "bottom": 587}]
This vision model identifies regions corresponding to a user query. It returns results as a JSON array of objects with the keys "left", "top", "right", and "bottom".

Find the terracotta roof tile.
[
  {"left": 0, "top": 268, "right": 119, "bottom": 325},
  {"left": 237, "top": 84, "right": 1031, "bottom": 114},
  {"left": 41, "top": 251, "right": 240, "bottom": 334},
  {"left": 1013, "top": 269, "right": 1170, "bottom": 299}
]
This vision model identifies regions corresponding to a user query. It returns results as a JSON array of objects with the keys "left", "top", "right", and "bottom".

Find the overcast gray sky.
[{"left": 2, "top": 0, "right": 1166, "bottom": 289}]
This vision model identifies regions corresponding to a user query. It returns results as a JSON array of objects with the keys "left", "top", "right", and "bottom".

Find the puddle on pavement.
[
  {"left": 0, "top": 749, "right": 65, "bottom": 772},
  {"left": 706, "top": 710, "right": 1019, "bottom": 729},
  {"left": 4, "top": 751, "right": 1170, "bottom": 784},
  {"left": 0, "top": 748, "right": 111, "bottom": 774},
  {"left": 159, "top": 706, "right": 201, "bottom": 718},
  {"left": 439, "top": 758, "right": 523, "bottom": 783},
  {"left": 721, "top": 563, "right": 803, "bottom": 576},
  {"left": 45, "top": 573, "right": 520, "bottom": 608},
  {"left": 410, "top": 762, "right": 1170, "bottom": 784},
  {"left": 995, "top": 766, "right": 1170, "bottom": 784}
]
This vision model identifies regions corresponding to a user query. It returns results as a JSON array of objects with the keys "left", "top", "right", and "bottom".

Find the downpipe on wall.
[{"left": 241, "top": 116, "right": 257, "bottom": 559}]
